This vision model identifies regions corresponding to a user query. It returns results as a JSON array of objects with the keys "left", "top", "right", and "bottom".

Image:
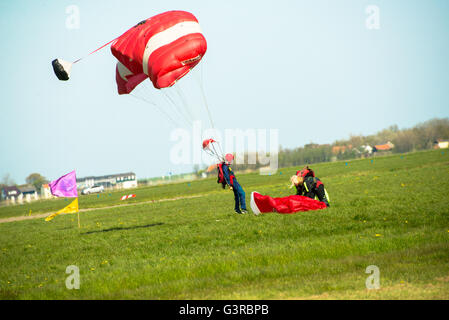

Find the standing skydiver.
[{"left": 217, "top": 154, "right": 248, "bottom": 214}]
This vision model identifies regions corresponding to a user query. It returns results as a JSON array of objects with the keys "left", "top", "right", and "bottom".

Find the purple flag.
[{"left": 49, "top": 170, "right": 78, "bottom": 198}]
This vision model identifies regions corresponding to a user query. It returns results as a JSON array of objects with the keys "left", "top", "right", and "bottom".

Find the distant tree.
[
  {"left": 392, "top": 130, "right": 414, "bottom": 153},
  {"left": 192, "top": 164, "right": 200, "bottom": 178},
  {"left": 0, "top": 174, "right": 16, "bottom": 201},
  {"left": 25, "top": 173, "right": 48, "bottom": 193},
  {"left": 1, "top": 173, "right": 16, "bottom": 186}
]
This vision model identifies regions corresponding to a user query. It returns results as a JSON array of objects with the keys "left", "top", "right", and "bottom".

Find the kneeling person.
[{"left": 291, "top": 166, "right": 330, "bottom": 207}]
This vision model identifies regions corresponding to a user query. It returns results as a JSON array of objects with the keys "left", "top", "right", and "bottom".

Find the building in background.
[
  {"left": 434, "top": 140, "right": 449, "bottom": 149},
  {"left": 17, "top": 185, "right": 38, "bottom": 203},
  {"left": 372, "top": 141, "right": 394, "bottom": 153},
  {"left": 41, "top": 184, "right": 53, "bottom": 199},
  {"left": 77, "top": 172, "right": 137, "bottom": 190},
  {"left": 1, "top": 186, "right": 21, "bottom": 204},
  {"left": 332, "top": 145, "right": 353, "bottom": 155}
]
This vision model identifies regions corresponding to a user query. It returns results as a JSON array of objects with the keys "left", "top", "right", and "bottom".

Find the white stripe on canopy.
[{"left": 142, "top": 21, "right": 202, "bottom": 76}]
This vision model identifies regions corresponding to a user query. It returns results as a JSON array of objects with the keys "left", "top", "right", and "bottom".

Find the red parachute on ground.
[{"left": 250, "top": 192, "right": 327, "bottom": 215}]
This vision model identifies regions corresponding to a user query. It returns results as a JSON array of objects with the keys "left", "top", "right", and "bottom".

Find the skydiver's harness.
[
  {"left": 296, "top": 168, "right": 330, "bottom": 204},
  {"left": 303, "top": 177, "right": 323, "bottom": 193},
  {"left": 301, "top": 176, "right": 330, "bottom": 203},
  {"left": 217, "top": 162, "right": 234, "bottom": 189}
]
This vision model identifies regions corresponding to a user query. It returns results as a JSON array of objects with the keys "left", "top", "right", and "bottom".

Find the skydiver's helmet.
[
  {"left": 225, "top": 153, "right": 234, "bottom": 164},
  {"left": 296, "top": 166, "right": 315, "bottom": 178}
]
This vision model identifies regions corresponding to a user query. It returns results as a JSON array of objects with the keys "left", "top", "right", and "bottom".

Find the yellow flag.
[{"left": 45, "top": 198, "right": 79, "bottom": 221}]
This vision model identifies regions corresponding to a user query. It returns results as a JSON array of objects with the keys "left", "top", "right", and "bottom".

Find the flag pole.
[{"left": 77, "top": 211, "right": 80, "bottom": 229}]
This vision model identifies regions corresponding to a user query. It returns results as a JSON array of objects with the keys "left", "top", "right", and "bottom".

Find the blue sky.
[{"left": 0, "top": 0, "right": 448, "bottom": 184}]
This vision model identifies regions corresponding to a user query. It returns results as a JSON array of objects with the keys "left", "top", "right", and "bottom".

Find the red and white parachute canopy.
[
  {"left": 52, "top": 10, "right": 212, "bottom": 128},
  {"left": 112, "top": 10, "right": 207, "bottom": 94}
]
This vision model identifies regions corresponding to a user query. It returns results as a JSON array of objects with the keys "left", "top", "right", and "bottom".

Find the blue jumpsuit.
[{"left": 222, "top": 163, "right": 247, "bottom": 212}]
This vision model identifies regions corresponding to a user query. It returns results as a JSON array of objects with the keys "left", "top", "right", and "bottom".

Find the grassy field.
[{"left": 0, "top": 149, "right": 448, "bottom": 299}]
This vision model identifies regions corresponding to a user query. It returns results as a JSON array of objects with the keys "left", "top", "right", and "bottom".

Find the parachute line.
[
  {"left": 174, "top": 84, "right": 195, "bottom": 122},
  {"left": 160, "top": 88, "right": 193, "bottom": 128},
  {"left": 131, "top": 79, "right": 191, "bottom": 128},
  {"left": 73, "top": 37, "right": 118, "bottom": 64},
  {"left": 130, "top": 93, "right": 184, "bottom": 128},
  {"left": 193, "top": 64, "right": 215, "bottom": 129}
]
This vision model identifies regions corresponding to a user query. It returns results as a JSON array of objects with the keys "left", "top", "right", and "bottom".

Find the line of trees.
[
  {"left": 333, "top": 118, "right": 449, "bottom": 154},
  {"left": 229, "top": 117, "right": 449, "bottom": 171}
]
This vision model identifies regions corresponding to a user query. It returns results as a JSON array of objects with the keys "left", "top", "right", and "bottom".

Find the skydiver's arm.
[{"left": 295, "top": 184, "right": 303, "bottom": 196}]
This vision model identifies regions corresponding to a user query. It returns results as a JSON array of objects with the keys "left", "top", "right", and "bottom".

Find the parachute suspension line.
[
  {"left": 72, "top": 37, "right": 118, "bottom": 64},
  {"left": 216, "top": 141, "right": 225, "bottom": 161},
  {"left": 160, "top": 88, "right": 193, "bottom": 128},
  {"left": 193, "top": 65, "right": 215, "bottom": 130},
  {"left": 129, "top": 93, "right": 183, "bottom": 129},
  {"left": 140, "top": 81, "right": 192, "bottom": 129},
  {"left": 137, "top": 80, "right": 185, "bottom": 127},
  {"left": 133, "top": 80, "right": 189, "bottom": 129},
  {"left": 174, "top": 84, "right": 196, "bottom": 123},
  {"left": 203, "top": 139, "right": 224, "bottom": 163},
  {"left": 212, "top": 142, "right": 224, "bottom": 162},
  {"left": 195, "top": 64, "right": 222, "bottom": 161},
  {"left": 203, "top": 146, "right": 220, "bottom": 162}
]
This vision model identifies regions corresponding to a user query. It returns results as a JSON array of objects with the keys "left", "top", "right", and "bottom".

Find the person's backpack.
[
  {"left": 297, "top": 166, "right": 315, "bottom": 178},
  {"left": 217, "top": 163, "right": 227, "bottom": 189}
]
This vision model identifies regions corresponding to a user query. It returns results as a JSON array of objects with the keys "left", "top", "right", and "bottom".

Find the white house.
[
  {"left": 41, "top": 184, "right": 53, "bottom": 199},
  {"left": 1, "top": 186, "right": 21, "bottom": 204},
  {"left": 361, "top": 145, "right": 373, "bottom": 154},
  {"left": 77, "top": 172, "right": 138, "bottom": 190},
  {"left": 438, "top": 141, "right": 448, "bottom": 149},
  {"left": 17, "top": 185, "right": 39, "bottom": 203}
]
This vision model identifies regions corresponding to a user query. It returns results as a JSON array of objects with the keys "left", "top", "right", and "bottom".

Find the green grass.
[{"left": 0, "top": 149, "right": 448, "bottom": 299}]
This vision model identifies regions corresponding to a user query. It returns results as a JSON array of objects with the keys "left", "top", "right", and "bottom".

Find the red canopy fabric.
[
  {"left": 250, "top": 192, "right": 327, "bottom": 215},
  {"left": 111, "top": 10, "right": 207, "bottom": 93}
]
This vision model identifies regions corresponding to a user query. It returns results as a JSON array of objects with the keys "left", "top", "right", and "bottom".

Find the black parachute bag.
[{"left": 52, "top": 59, "right": 72, "bottom": 81}]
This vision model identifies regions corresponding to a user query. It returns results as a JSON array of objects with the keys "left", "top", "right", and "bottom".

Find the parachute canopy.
[
  {"left": 202, "top": 138, "right": 224, "bottom": 162},
  {"left": 202, "top": 138, "right": 216, "bottom": 150},
  {"left": 111, "top": 10, "right": 207, "bottom": 94},
  {"left": 51, "top": 10, "right": 213, "bottom": 130},
  {"left": 250, "top": 192, "right": 327, "bottom": 215}
]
